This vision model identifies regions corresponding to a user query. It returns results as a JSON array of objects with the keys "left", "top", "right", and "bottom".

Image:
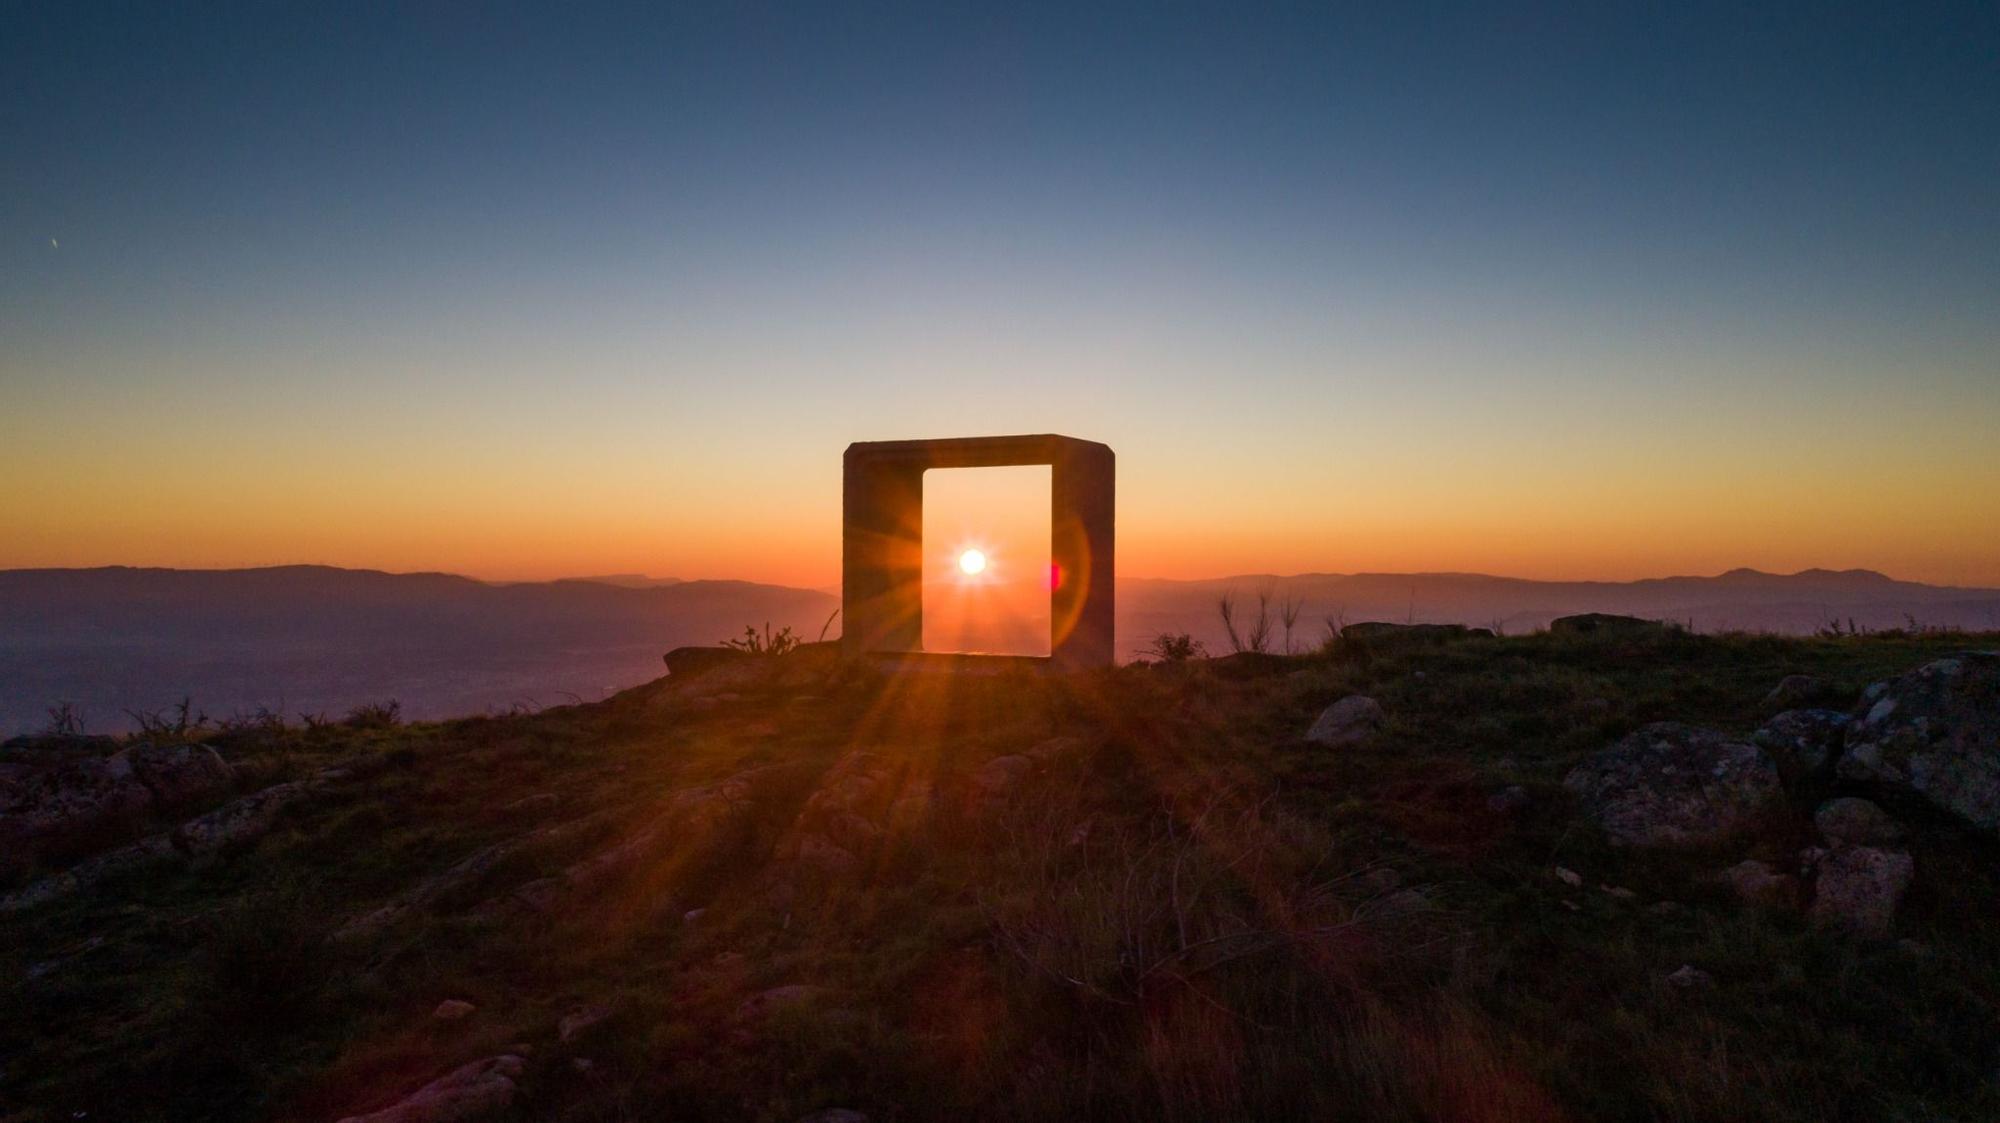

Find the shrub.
[
  {"left": 344, "top": 699, "right": 401, "bottom": 729},
  {"left": 1141, "top": 632, "right": 1209, "bottom": 663},
  {"left": 723, "top": 622, "right": 800, "bottom": 657}
]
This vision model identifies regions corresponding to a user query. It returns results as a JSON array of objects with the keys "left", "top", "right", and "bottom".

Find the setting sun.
[{"left": 957, "top": 548, "right": 986, "bottom": 576}]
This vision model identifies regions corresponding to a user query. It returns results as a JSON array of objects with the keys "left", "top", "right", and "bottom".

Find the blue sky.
[{"left": 4, "top": 3, "right": 1996, "bottom": 584}]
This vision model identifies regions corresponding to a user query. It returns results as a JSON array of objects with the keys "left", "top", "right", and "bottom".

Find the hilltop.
[{"left": 6, "top": 627, "right": 2000, "bottom": 1121}]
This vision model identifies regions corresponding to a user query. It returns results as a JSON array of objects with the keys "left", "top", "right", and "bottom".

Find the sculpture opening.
[{"left": 922, "top": 465, "right": 1052, "bottom": 657}]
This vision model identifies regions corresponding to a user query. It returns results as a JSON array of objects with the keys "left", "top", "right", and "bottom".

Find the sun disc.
[{"left": 958, "top": 548, "right": 987, "bottom": 575}]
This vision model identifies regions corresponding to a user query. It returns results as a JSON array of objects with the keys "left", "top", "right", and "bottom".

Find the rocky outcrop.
[
  {"left": 3, "top": 768, "right": 342, "bottom": 912},
  {"left": 0, "top": 741, "right": 234, "bottom": 864},
  {"left": 1305, "top": 696, "right": 1384, "bottom": 748},
  {"left": 1563, "top": 723, "right": 1781, "bottom": 847},
  {"left": 1837, "top": 654, "right": 2000, "bottom": 833},
  {"left": 127, "top": 742, "right": 233, "bottom": 809},
  {"left": 2, "top": 750, "right": 155, "bottom": 858},
  {"left": 662, "top": 645, "right": 751, "bottom": 680},
  {"left": 1339, "top": 623, "right": 1493, "bottom": 644},
  {"left": 1549, "top": 614, "right": 1668, "bottom": 636},
  {"left": 1754, "top": 709, "right": 1849, "bottom": 781},
  {"left": 171, "top": 779, "right": 307, "bottom": 859},
  {"left": 335, "top": 1054, "right": 524, "bottom": 1123}
]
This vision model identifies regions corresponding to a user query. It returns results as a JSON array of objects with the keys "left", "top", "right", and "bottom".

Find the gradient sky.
[{"left": 5, "top": 2, "right": 1997, "bottom": 587}]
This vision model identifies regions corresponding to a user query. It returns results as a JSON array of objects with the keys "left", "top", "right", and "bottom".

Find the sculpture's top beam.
[{"left": 845, "top": 433, "right": 1112, "bottom": 470}]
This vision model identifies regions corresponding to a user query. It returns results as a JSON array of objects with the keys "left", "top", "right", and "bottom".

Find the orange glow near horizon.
[{"left": 2, "top": 362, "right": 1997, "bottom": 589}]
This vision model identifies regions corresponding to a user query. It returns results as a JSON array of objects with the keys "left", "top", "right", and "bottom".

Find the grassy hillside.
[{"left": 5, "top": 629, "right": 1999, "bottom": 1122}]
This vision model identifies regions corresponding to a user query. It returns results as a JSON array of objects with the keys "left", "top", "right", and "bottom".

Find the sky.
[{"left": 4, "top": 2, "right": 1997, "bottom": 588}]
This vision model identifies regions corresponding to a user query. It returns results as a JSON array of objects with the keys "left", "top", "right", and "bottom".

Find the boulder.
[
  {"left": 1836, "top": 654, "right": 2000, "bottom": 833},
  {"left": 1763, "top": 675, "right": 1827, "bottom": 712},
  {"left": 662, "top": 645, "right": 750, "bottom": 680},
  {"left": 126, "top": 742, "right": 232, "bottom": 809},
  {"left": 171, "top": 781, "right": 309, "bottom": 858},
  {"left": 1807, "top": 845, "right": 1913, "bottom": 940},
  {"left": 1716, "top": 859, "right": 1798, "bottom": 909},
  {"left": 1549, "top": 613, "right": 1668, "bottom": 636},
  {"left": 1814, "top": 798, "right": 1903, "bottom": 848},
  {"left": 1754, "top": 710, "right": 1849, "bottom": 781},
  {"left": 1563, "top": 723, "right": 1781, "bottom": 847},
  {"left": 1305, "top": 696, "right": 1385, "bottom": 748},
  {"left": 336, "top": 1054, "right": 524, "bottom": 1123}
]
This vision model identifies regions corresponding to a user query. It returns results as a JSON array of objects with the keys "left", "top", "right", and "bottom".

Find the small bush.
[
  {"left": 344, "top": 700, "right": 401, "bottom": 729},
  {"left": 1140, "top": 633, "right": 1209, "bottom": 663},
  {"left": 723, "top": 622, "right": 800, "bottom": 657}
]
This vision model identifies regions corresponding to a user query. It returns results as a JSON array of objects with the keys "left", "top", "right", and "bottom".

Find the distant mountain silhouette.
[
  {"left": 550, "top": 574, "right": 686, "bottom": 589},
  {"left": 2, "top": 565, "right": 1996, "bottom": 734},
  {"left": 0, "top": 566, "right": 835, "bottom": 735},
  {"left": 1122, "top": 568, "right": 2000, "bottom": 654}
]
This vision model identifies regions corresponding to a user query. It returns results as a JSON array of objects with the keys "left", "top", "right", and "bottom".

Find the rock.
[
  {"left": 1754, "top": 709, "right": 1849, "bottom": 781},
  {"left": 171, "top": 780, "right": 309, "bottom": 858},
  {"left": 1836, "top": 653, "right": 2000, "bottom": 833},
  {"left": 1, "top": 749, "right": 155, "bottom": 858},
  {"left": 1814, "top": 798, "right": 1903, "bottom": 847},
  {"left": 558, "top": 1003, "right": 612, "bottom": 1043},
  {"left": 1486, "top": 786, "right": 1530, "bottom": 815},
  {"left": 125, "top": 742, "right": 232, "bottom": 809},
  {"left": 1716, "top": 859, "right": 1798, "bottom": 909},
  {"left": 1563, "top": 723, "right": 1782, "bottom": 847},
  {"left": 1552, "top": 866, "right": 1583, "bottom": 888},
  {"left": 682, "top": 907, "right": 707, "bottom": 925},
  {"left": 1549, "top": 613, "right": 1668, "bottom": 636},
  {"left": 1664, "top": 965, "right": 1714, "bottom": 990},
  {"left": 336, "top": 1054, "right": 524, "bottom": 1123},
  {"left": 1, "top": 732, "right": 120, "bottom": 755},
  {"left": 1339, "top": 622, "right": 1493, "bottom": 644},
  {"left": 662, "top": 645, "right": 750, "bottom": 680},
  {"left": 1764, "top": 675, "right": 1826, "bottom": 712},
  {"left": 432, "top": 999, "right": 476, "bottom": 1022},
  {"left": 795, "top": 1111, "right": 869, "bottom": 1123},
  {"left": 1305, "top": 696, "right": 1385, "bottom": 748},
  {"left": 1601, "top": 885, "right": 1637, "bottom": 901},
  {"left": 1807, "top": 845, "right": 1913, "bottom": 940}
]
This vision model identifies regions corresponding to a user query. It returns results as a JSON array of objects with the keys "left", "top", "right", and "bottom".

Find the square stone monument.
[{"left": 842, "top": 434, "right": 1114, "bottom": 670}]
